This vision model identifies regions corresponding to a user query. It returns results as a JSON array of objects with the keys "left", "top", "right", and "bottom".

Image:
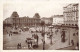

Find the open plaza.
[{"left": 3, "top": 25, "right": 79, "bottom": 50}]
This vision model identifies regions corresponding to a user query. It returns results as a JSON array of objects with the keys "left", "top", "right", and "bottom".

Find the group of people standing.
[
  {"left": 9, "top": 33, "right": 12, "bottom": 36},
  {"left": 8, "top": 31, "right": 13, "bottom": 37}
]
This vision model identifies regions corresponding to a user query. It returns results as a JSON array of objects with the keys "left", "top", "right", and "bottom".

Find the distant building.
[
  {"left": 52, "top": 15, "right": 64, "bottom": 25},
  {"left": 3, "top": 11, "right": 41, "bottom": 27},
  {"left": 3, "top": 18, "right": 13, "bottom": 24},
  {"left": 63, "top": 4, "right": 79, "bottom": 27},
  {"left": 3, "top": 17, "right": 13, "bottom": 27},
  {"left": 41, "top": 17, "right": 53, "bottom": 26}
]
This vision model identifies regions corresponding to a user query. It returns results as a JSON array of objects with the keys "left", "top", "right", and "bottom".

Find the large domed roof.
[{"left": 11, "top": 11, "right": 19, "bottom": 18}]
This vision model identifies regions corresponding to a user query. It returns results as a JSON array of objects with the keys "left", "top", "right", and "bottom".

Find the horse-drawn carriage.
[{"left": 26, "top": 37, "right": 38, "bottom": 49}]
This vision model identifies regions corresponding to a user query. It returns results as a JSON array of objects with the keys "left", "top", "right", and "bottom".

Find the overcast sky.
[{"left": 3, "top": 0, "right": 79, "bottom": 20}]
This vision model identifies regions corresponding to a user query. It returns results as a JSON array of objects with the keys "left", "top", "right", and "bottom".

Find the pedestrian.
[
  {"left": 75, "top": 43, "right": 79, "bottom": 50},
  {"left": 10, "top": 33, "right": 11, "bottom": 36},
  {"left": 77, "top": 42, "right": 79, "bottom": 48},
  {"left": 73, "top": 33, "right": 75, "bottom": 36},
  {"left": 71, "top": 40, "right": 74, "bottom": 46},
  {"left": 18, "top": 43, "right": 20, "bottom": 49},
  {"left": 76, "top": 32, "right": 78, "bottom": 36},
  {"left": 11, "top": 33, "right": 12, "bottom": 36},
  {"left": 32, "top": 34, "right": 34, "bottom": 38},
  {"left": 26, "top": 39, "right": 27, "bottom": 43},
  {"left": 28, "top": 41, "right": 30, "bottom": 49},
  {"left": 75, "top": 42, "right": 79, "bottom": 50},
  {"left": 9, "top": 33, "right": 10, "bottom": 36},
  {"left": 20, "top": 43, "right": 22, "bottom": 49},
  {"left": 29, "top": 41, "right": 32, "bottom": 48},
  {"left": 30, "top": 41, "right": 32, "bottom": 47},
  {"left": 17, "top": 43, "right": 19, "bottom": 49}
]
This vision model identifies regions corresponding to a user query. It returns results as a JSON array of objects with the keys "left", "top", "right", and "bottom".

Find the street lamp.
[
  {"left": 41, "top": 20, "right": 45, "bottom": 50},
  {"left": 14, "top": 16, "right": 17, "bottom": 29},
  {"left": 68, "top": 26, "right": 70, "bottom": 45}
]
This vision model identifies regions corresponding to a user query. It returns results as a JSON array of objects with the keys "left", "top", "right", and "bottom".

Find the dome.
[{"left": 11, "top": 11, "right": 19, "bottom": 18}]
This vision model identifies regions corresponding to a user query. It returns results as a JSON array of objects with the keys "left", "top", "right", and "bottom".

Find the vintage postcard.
[{"left": 0, "top": 0, "right": 80, "bottom": 52}]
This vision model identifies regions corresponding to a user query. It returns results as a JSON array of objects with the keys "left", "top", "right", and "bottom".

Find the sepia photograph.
[{"left": 3, "top": 0, "right": 79, "bottom": 50}]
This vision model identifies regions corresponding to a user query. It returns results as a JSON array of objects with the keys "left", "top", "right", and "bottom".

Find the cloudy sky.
[{"left": 3, "top": 0, "right": 79, "bottom": 20}]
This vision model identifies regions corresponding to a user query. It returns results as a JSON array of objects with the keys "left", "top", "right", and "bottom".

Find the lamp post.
[
  {"left": 68, "top": 26, "right": 70, "bottom": 45},
  {"left": 14, "top": 16, "right": 17, "bottom": 29},
  {"left": 36, "top": 23, "right": 39, "bottom": 47},
  {"left": 41, "top": 21, "right": 45, "bottom": 50},
  {"left": 34, "top": 20, "right": 39, "bottom": 47}
]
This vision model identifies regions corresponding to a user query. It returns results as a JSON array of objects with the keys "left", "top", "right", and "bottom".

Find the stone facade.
[
  {"left": 3, "top": 11, "right": 41, "bottom": 27},
  {"left": 63, "top": 4, "right": 79, "bottom": 27}
]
